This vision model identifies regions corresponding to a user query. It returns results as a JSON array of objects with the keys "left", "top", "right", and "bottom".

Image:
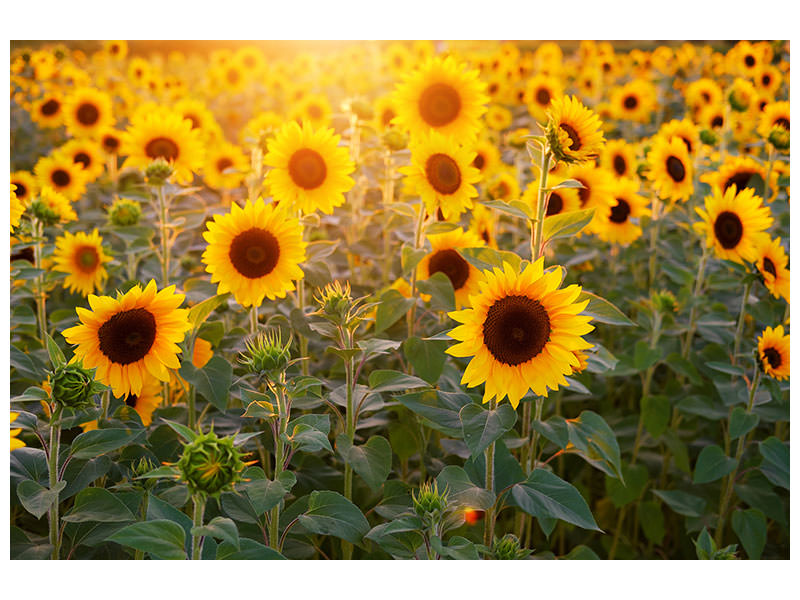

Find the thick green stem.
[
  {"left": 682, "top": 244, "right": 710, "bottom": 358},
  {"left": 33, "top": 218, "right": 48, "bottom": 344},
  {"left": 382, "top": 148, "right": 395, "bottom": 286},
  {"left": 48, "top": 406, "right": 62, "bottom": 560},
  {"left": 342, "top": 330, "right": 356, "bottom": 559},
  {"left": 483, "top": 399, "right": 498, "bottom": 550},
  {"left": 764, "top": 144, "right": 776, "bottom": 201},
  {"left": 250, "top": 305, "right": 259, "bottom": 335},
  {"left": 647, "top": 197, "right": 661, "bottom": 287},
  {"left": 407, "top": 203, "right": 427, "bottom": 340},
  {"left": 156, "top": 184, "right": 170, "bottom": 287},
  {"left": 732, "top": 280, "right": 753, "bottom": 366},
  {"left": 134, "top": 492, "right": 150, "bottom": 560},
  {"left": 270, "top": 380, "right": 288, "bottom": 549},
  {"left": 191, "top": 495, "right": 206, "bottom": 560},
  {"left": 530, "top": 150, "right": 552, "bottom": 261}
]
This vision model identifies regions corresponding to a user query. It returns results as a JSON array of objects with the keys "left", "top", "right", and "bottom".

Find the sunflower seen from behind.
[
  {"left": 758, "top": 325, "right": 789, "bottom": 381},
  {"left": 202, "top": 198, "right": 307, "bottom": 308},
  {"left": 646, "top": 135, "right": 694, "bottom": 202},
  {"left": 418, "top": 227, "right": 484, "bottom": 308},
  {"left": 53, "top": 229, "right": 112, "bottom": 296},
  {"left": 62, "top": 280, "right": 191, "bottom": 398},
  {"left": 264, "top": 121, "right": 355, "bottom": 216},
  {"left": 446, "top": 259, "right": 594, "bottom": 408},
  {"left": 694, "top": 186, "right": 773, "bottom": 264}
]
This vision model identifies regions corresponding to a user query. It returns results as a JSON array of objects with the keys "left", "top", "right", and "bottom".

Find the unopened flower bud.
[
  {"left": 145, "top": 158, "right": 174, "bottom": 185},
  {"left": 108, "top": 197, "right": 142, "bottom": 226},
  {"left": 412, "top": 480, "right": 449, "bottom": 527},
  {"left": 50, "top": 363, "right": 97, "bottom": 410},
  {"left": 382, "top": 129, "right": 408, "bottom": 151},
  {"left": 699, "top": 129, "right": 719, "bottom": 146},
  {"left": 768, "top": 127, "right": 790, "bottom": 151},
  {"left": 490, "top": 533, "right": 530, "bottom": 560},
  {"left": 241, "top": 330, "right": 291, "bottom": 378},
  {"left": 177, "top": 430, "right": 246, "bottom": 498}
]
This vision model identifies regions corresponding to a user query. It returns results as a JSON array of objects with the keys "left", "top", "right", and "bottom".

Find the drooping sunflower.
[
  {"left": 63, "top": 87, "right": 114, "bottom": 138},
  {"left": 758, "top": 325, "right": 790, "bottom": 381},
  {"left": 392, "top": 55, "right": 489, "bottom": 140},
  {"left": 58, "top": 138, "right": 105, "bottom": 183},
  {"left": 758, "top": 101, "right": 790, "bottom": 138},
  {"left": 11, "top": 184, "right": 25, "bottom": 232},
  {"left": 545, "top": 95, "right": 605, "bottom": 164},
  {"left": 30, "top": 89, "right": 65, "bottom": 129},
  {"left": 52, "top": 229, "right": 112, "bottom": 296},
  {"left": 203, "top": 141, "right": 248, "bottom": 191},
  {"left": 646, "top": 136, "right": 694, "bottom": 202},
  {"left": 62, "top": 280, "right": 192, "bottom": 398},
  {"left": 34, "top": 154, "right": 88, "bottom": 202},
  {"left": 202, "top": 198, "right": 307, "bottom": 308},
  {"left": 694, "top": 186, "right": 773, "bottom": 264},
  {"left": 595, "top": 177, "right": 651, "bottom": 246},
  {"left": 10, "top": 171, "right": 37, "bottom": 206},
  {"left": 264, "top": 121, "right": 355, "bottom": 216},
  {"left": 601, "top": 139, "right": 638, "bottom": 179},
  {"left": 566, "top": 164, "right": 616, "bottom": 234},
  {"left": 401, "top": 130, "right": 480, "bottom": 221},
  {"left": 121, "top": 109, "right": 204, "bottom": 185},
  {"left": 658, "top": 118, "right": 699, "bottom": 155},
  {"left": 418, "top": 227, "right": 484, "bottom": 308},
  {"left": 753, "top": 236, "right": 790, "bottom": 303},
  {"left": 700, "top": 155, "right": 767, "bottom": 195},
  {"left": 446, "top": 259, "right": 594, "bottom": 408}
]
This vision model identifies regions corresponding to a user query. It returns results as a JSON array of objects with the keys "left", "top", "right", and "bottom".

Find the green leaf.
[
  {"left": 729, "top": 407, "right": 759, "bottom": 439},
  {"left": 241, "top": 388, "right": 278, "bottom": 420},
  {"left": 375, "top": 289, "right": 414, "bottom": 333},
  {"left": 17, "top": 480, "right": 66, "bottom": 519},
  {"left": 532, "top": 415, "right": 570, "bottom": 449},
  {"left": 368, "top": 369, "right": 429, "bottom": 394},
  {"left": 460, "top": 247, "right": 521, "bottom": 272},
  {"left": 562, "top": 545, "right": 600, "bottom": 559},
  {"left": 61, "top": 488, "right": 137, "bottom": 523},
  {"left": 60, "top": 456, "right": 113, "bottom": 500},
  {"left": 107, "top": 520, "right": 187, "bottom": 560},
  {"left": 693, "top": 444, "right": 737, "bottom": 484},
  {"left": 759, "top": 437, "right": 789, "bottom": 490},
  {"left": 69, "top": 428, "right": 146, "bottom": 460},
  {"left": 400, "top": 244, "right": 427, "bottom": 275},
  {"left": 298, "top": 490, "right": 370, "bottom": 544},
  {"left": 424, "top": 221, "right": 461, "bottom": 235},
  {"left": 731, "top": 508, "right": 767, "bottom": 559},
  {"left": 365, "top": 517, "right": 424, "bottom": 558},
  {"left": 634, "top": 340, "right": 662, "bottom": 371},
  {"left": 694, "top": 527, "right": 716, "bottom": 559},
  {"left": 179, "top": 354, "right": 232, "bottom": 412},
  {"left": 542, "top": 207, "right": 595, "bottom": 241},
  {"left": 191, "top": 516, "right": 239, "bottom": 551},
  {"left": 652, "top": 489, "right": 706, "bottom": 517},
  {"left": 397, "top": 389, "right": 471, "bottom": 437},
  {"left": 44, "top": 333, "right": 66, "bottom": 368},
  {"left": 402, "top": 336, "right": 448, "bottom": 384},
  {"left": 242, "top": 469, "right": 297, "bottom": 515},
  {"left": 511, "top": 469, "right": 601, "bottom": 531},
  {"left": 136, "top": 465, "right": 182, "bottom": 480},
  {"left": 160, "top": 418, "right": 197, "bottom": 442},
  {"left": 217, "top": 538, "right": 285, "bottom": 559},
  {"left": 641, "top": 395, "right": 671, "bottom": 438},
  {"left": 577, "top": 291, "right": 636, "bottom": 326},
  {"left": 435, "top": 465, "right": 494, "bottom": 510},
  {"left": 431, "top": 535, "right": 481, "bottom": 560},
  {"left": 417, "top": 271, "right": 456, "bottom": 313},
  {"left": 283, "top": 423, "right": 332, "bottom": 454},
  {"left": 10, "top": 345, "right": 48, "bottom": 381},
  {"left": 605, "top": 463, "right": 649, "bottom": 508},
  {"left": 336, "top": 435, "right": 393, "bottom": 492},
  {"left": 459, "top": 402, "right": 517, "bottom": 458},
  {"left": 706, "top": 361, "right": 746, "bottom": 376},
  {"left": 187, "top": 293, "right": 230, "bottom": 331},
  {"left": 565, "top": 410, "right": 623, "bottom": 481},
  {"left": 638, "top": 500, "right": 665, "bottom": 544},
  {"left": 482, "top": 199, "right": 533, "bottom": 219}
]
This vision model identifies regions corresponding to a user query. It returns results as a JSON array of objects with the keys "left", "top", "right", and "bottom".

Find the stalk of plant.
[
  {"left": 154, "top": 183, "right": 171, "bottom": 288},
  {"left": 713, "top": 362, "right": 761, "bottom": 546},
  {"left": 483, "top": 399, "right": 497, "bottom": 548},
  {"left": 406, "top": 203, "right": 428, "bottom": 339},
  {"left": 732, "top": 279, "right": 754, "bottom": 366},
  {"left": 381, "top": 146, "right": 395, "bottom": 286},
  {"left": 266, "top": 372, "right": 289, "bottom": 549},
  {"left": 681, "top": 244, "right": 711, "bottom": 358},
  {"left": 763, "top": 144, "right": 776, "bottom": 201},
  {"left": 191, "top": 494, "right": 206, "bottom": 560},
  {"left": 47, "top": 404, "right": 63, "bottom": 560},
  {"left": 32, "top": 216, "right": 48, "bottom": 344},
  {"left": 648, "top": 196, "right": 661, "bottom": 287}
]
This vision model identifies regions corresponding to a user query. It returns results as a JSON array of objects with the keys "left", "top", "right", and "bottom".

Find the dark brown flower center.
[
  {"left": 51, "top": 169, "right": 71, "bottom": 188},
  {"left": 681, "top": 136, "right": 693, "bottom": 154},
  {"left": 74, "top": 152, "right": 91, "bottom": 168},
  {"left": 560, "top": 123, "right": 582, "bottom": 151},
  {"left": 472, "top": 153, "right": 486, "bottom": 171},
  {"left": 546, "top": 192, "right": 564, "bottom": 215},
  {"left": 75, "top": 245, "right": 99, "bottom": 273},
  {"left": 418, "top": 82, "right": 461, "bottom": 127},
  {"left": 288, "top": 148, "right": 327, "bottom": 190},
  {"left": 482, "top": 295, "right": 551, "bottom": 366},
  {"left": 102, "top": 134, "right": 120, "bottom": 153},
  {"left": 186, "top": 114, "right": 201, "bottom": 129},
  {"left": 623, "top": 95, "right": 639, "bottom": 110},
  {"left": 613, "top": 155, "right": 627, "bottom": 176},
  {"left": 701, "top": 91, "right": 711, "bottom": 103},
  {"left": 428, "top": 248, "right": 470, "bottom": 290},
  {"left": 98, "top": 308, "right": 157, "bottom": 365},
  {"left": 125, "top": 394, "right": 138, "bottom": 408},
  {"left": 711, "top": 115, "right": 724, "bottom": 129},
  {"left": 762, "top": 74, "right": 771, "bottom": 86},
  {"left": 666, "top": 156, "right": 686, "bottom": 182},
  {"left": 535, "top": 87, "right": 551, "bottom": 106},
  {"left": 576, "top": 178, "right": 590, "bottom": 207},
  {"left": 723, "top": 170, "right": 757, "bottom": 192},
  {"left": 713, "top": 211, "right": 744, "bottom": 249},
  {"left": 13, "top": 182, "right": 28, "bottom": 199},
  {"left": 425, "top": 153, "right": 461, "bottom": 194},
  {"left": 145, "top": 137, "right": 180, "bottom": 160},
  {"left": 381, "top": 109, "right": 395, "bottom": 127},
  {"left": 763, "top": 257, "right": 777, "bottom": 277},
  {"left": 774, "top": 117, "right": 790, "bottom": 131},
  {"left": 609, "top": 198, "right": 631, "bottom": 223},
  {"left": 41, "top": 99, "right": 60, "bottom": 116},
  {"left": 76, "top": 102, "right": 100, "bottom": 126},
  {"left": 216, "top": 157, "right": 234, "bottom": 173},
  {"left": 308, "top": 104, "right": 323, "bottom": 120},
  {"left": 744, "top": 54, "right": 756, "bottom": 67},
  {"left": 763, "top": 347, "right": 782, "bottom": 368},
  {"left": 228, "top": 227, "right": 280, "bottom": 279}
]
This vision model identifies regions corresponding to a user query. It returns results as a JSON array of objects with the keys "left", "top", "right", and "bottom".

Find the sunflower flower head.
[
  {"left": 177, "top": 430, "right": 246, "bottom": 499},
  {"left": 545, "top": 95, "right": 605, "bottom": 164},
  {"left": 31, "top": 187, "right": 77, "bottom": 225},
  {"left": 757, "top": 325, "right": 790, "bottom": 381}
]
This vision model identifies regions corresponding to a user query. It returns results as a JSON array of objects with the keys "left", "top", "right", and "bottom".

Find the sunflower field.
[{"left": 9, "top": 39, "right": 790, "bottom": 561}]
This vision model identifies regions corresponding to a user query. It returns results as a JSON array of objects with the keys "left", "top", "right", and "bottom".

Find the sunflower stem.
[
  {"left": 382, "top": 148, "right": 395, "bottom": 286},
  {"left": 297, "top": 210, "right": 309, "bottom": 376},
  {"left": 714, "top": 366, "right": 760, "bottom": 547},
  {"left": 269, "top": 375, "right": 288, "bottom": 550},
  {"left": 33, "top": 217, "right": 48, "bottom": 345},
  {"left": 647, "top": 196, "right": 661, "bottom": 288},
  {"left": 732, "top": 279, "right": 753, "bottom": 366},
  {"left": 134, "top": 492, "right": 150, "bottom": 560},
  {"left": 681, "top": 244, "right": 710, "bottom": 358},
  {"left": 250, "top": 305, "right": 259, "bottom": 335},
  {"left": 191, "top": 494, "right": 206, "bottom": 560},
  {"left": 155, "top": 183, "right": 170, "bottom": 287},
  {"left": 407, "top": 202, "right": 427, "bottom": 341},
  {"left": 342, "top": 327, "right": 356, "bottom": 559},
  {"left": 483, "top": 399, "right": 497, "bottom": 551},
  {"left": 47, "top": 405, "right": 62, "bottom": 560},
  {"left": 764, "top": 144, "right": 776, "bottom": 201},
  {"left": 531, "top": 150, "right": 552, "bottom": 261}
]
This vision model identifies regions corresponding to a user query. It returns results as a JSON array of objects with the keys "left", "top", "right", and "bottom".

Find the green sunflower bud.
[
  {"left": 768, "top": 126, "right": 790, "bottom": 151},
  {"left": 241, "top": 330, "right": 292, "bottom": 378},
  {"left": 490, "top": 533, "right": 530, "bottom": 560},
  {"left": 382, "top": 129, "right": 408, "bottom": 151},
  {"left": 30, "top": 199, "right": 60, "bottom": 226},
  {"left": 412, "top": 480, "right": 449, "bottom": 527},
  {"left": 313, "top": 281, "right": 354, "bottom": 325},
  {"left": 108, "top": 197, "right": 142, "bottom": 226},
  {"left": 728, "top": 89, "right": 750, "bottom": 113},
  {"left": 349, "top": 98, "right": 374, "bottom": 121},
  {"left": 49, "top": 363, "right": 97, "bottom": 410},
  {"left": 699, "top": 129, "right": 719, "bottom": 146},
  {"left": 145, "top": 158, "right": 174, "bottom": 185},
  {"left": 177, "top": 430, "right": 246, "bottom": 499},
  {"left": 651, "top": 289, "right": 679, "bottom": 314}
]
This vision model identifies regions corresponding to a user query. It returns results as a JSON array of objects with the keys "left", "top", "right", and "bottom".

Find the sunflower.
[
  {"left": 469, "top": 203, "right": 498, "bottom": 248},
  {"left": 53, "top": 229, "right": 112, "bottom": 296},
  {"left": 522, "top": 174, "right": 581, "bottom": 218},
  {"left": 545, "top": 95, "right": 605, "bottom": 164},
  {"left": 121, "top": 109, "right": 204, "bottom": 185},
  {"left": 34, "top": 154, "right": 88, "bottom": 202},
  {"left": 30, "top": 89, "right": 65, "bottom": 129},
  {"left": 98, "top": 127, "right": 124, "bottom": 157},
  {"left": 446, "top": 258, "right": 594, "bottom": 408},
  {"left": 11, "top": 412, "right": 25, "bottom": 451},
  {"left": 732, "top": 41, "right": 763, "bottom": 78},
  {"left": 727, "top": 78, "right": 758, "bottom": 113},
  {"left": 373, "top": 95, "right": 399, "bottom": 133},
  {"left": 418, "top": 227, "right": 484, "bottom": 308},
  {"left": 595, "top": 177, "right": 650, "bottom": 246},
  {"left": 203, "top": 142, "right": 248, "bottom": 191},
  {"left": 754, "top": 236, "right": 790, "bottom": 303},
  {"left": 174, "top": 98, "right": 223, "bottom": 142},
  {"left": 758, "top": 101, "right": 790, "bottom": 138},
  {"left": 757, "top": 325, "right": 789, "bottom": 381},
  {"left": 400, "top": 130, "right": 480, "bottom": 221},
  {"left": 658, "top": 119, "right": 700, "bottom": 156},
  {"left": 754, "top": 65, "right": 782, "bottom": 95},
  {"left": 104, "top": 40, "right": 128, "bottom": 61},
  {"left": 241, "top": 111, "right": 284, "bottom": 145},
  {"left": 486, "top": 170, "right": 520, "bottom": 202},
  {"left": 10, "top": 171, "right": 37, "bottom": 207},
  {"left": 601, "top": 139, "right": 638, "bottom": 179},
  {"left": 525, "top": 74, "right": 563, "bottom": 123},
  {"left": 58, "top": 138, "right": 105, "bottom": 183},
  {"left": 471, "top": 137, "right": 501, "bottom": 180},
  {"left": 694, "top": 186, "right": 773, "bottom": 264},
  {"left": 62, "top": 280, "right": 191, "bottom": 398},
  {"left": 290, "top": 94, "right": 332, "bottom": 129},
  {"left": 202, "top": 198, "right": 307, "bottom": 307},
  {"left": 685, "top": 78, "right": 723, "bottom": 114},
  {"left": 646, "top": 136, "right": 694, "bottom": 202},
  {"left": 610, "top": 80, "right": 657, "bottom": 123},
  {"left": 383, "top": 42, "right": 413, "bottom": 77},
  {"left": 565, "top": 164, "right": 616, "bottom": 234},
  {"left": 698, "top": 104, "right": 727, "bottom": 132},
  {"left": 700, "top": 155, "right": 767, "bottom": 195},
  {"left": 121, "top": 374, "right": 162, "bottom": 426},
  {"left": 63, "top": 87, "right": 114, "bottom": 138},
  {"left": 392, "top": 55, "right": 489, "bottom": 140},
  {"left": 485, "top": 104, "right": 513, "bottom": 132},
  {"left": 34, "top": 187, "right": 77, "bottom": 223}
]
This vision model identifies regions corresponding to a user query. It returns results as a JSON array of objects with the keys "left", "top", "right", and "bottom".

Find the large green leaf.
[
  {"left": 216, "top": 538, "right": 285, "bottom": 559},
  {"left": 652, "top": 489, "right": 706, "bottom": 517},
  {"left": 758, "top": 437, "right": 789, "bottom": 490},
  {"left": 397, "top": 389, "right": 471, "bottom": 437},
  {"left": 179, "top": 354, "right": 232, "bottom": 412},
  {"left": 729, "top": 407, "right": 759, "bottom": 440},
  {"left": 375, "top": 289, "right": 414, "bottom": 333},
  {"left": 336, "top": 434, "right": 392, "bottom": 492},
  {"left": 459, "top": 402, "right": 517, "bottom": 457},
  {"left": 565, "top": 410, "right": 624, "bottom": 481},
  {"left": 17, "top": 480, "right": 66, "bottom": 519},
  {"left": 693, "top": 444, "right": 737, "bottom": 484},
  {"left": 402, "top": 336, "right": 448, "bottom": 384},
  {"left": 298, "top": 490, "right": 370, "bottom": 544},
  {"left": 638, "top": 500, "right": 666, "bottom": 544},
  {"left": 368, "top": 370, "right": 429, "bottom": 394},
  {"left": 542, "top": 207, "right": 595, "bottom": 241},
  {"left": 187, "top": 293, "right": 230, "bottom": 331},
  {"left": 435, "top": 465, "right": 494, "bottom": 510},
  {"left": 416, "top": 271, "right": 455, "bottom": 312},
  {"left": 511, "top": 469, "right": 600, "bottom": 531},
  {"left": 69, "top": 428, "right": 146, "bottom": 460},
  {"left": 61, "top": 488, "right": 137, "bottom": 523},
  {"left": 605, "top": 463, "right": 649, "bottom": 508},
  {"left": 107, "top": 520, "right": 187, "bottom": 560},
  {"left": 731, "top": 508, "right": 767, "bottom": 559},
  {"left": 641, "top": 395, "right": 671, "bottom": 438},
  {"left": 191, "top": 516, "right": 240, "bottom": 551},
  {"left": 577, "top": 291, "right": 636, "bottom": 326}
]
